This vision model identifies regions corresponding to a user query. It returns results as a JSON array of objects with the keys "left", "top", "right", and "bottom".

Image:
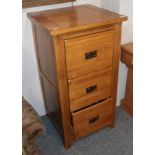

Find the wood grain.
[
  {"left": 110, "top": 24, "right": 122, "bottom": 128},
  {"left": 121, "top": 42, "right": 133, "bottom": 56},
  {"left": 126, "top": 67, "right": 133, "bottom": 90},
  {"left": 69, "top": 68, "right": 112, "bottom": 112},
  {"left": 53, "top": 35, "right": 73, "bottom": 148},
  {"left": 28, "top": 5, "right": 127, "bottom": 148},
  {"left": 61, "top": 25, "right": 114, "bottom": 40},
  {"left": 65, "top": 30, "right": 114, "bottom": 79},
  {"left": 32, "top": 24, "right": 64, "bottom": 136},
  {"left": 121, "top": 44, "right": 133, "bottom": 68},
  {"left": 72, "top": 98, "right": 113, "bottom": 140},
  {"left": 121, "top": 43, "right": 133, "bottom": 117},
  {"left": 28, "top": 5, "right": 127, "bottom": 35}
]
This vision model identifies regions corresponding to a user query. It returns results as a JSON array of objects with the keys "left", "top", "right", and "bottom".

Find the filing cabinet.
[{"left": 28, "top": 5, "right": 127, "bottom": 148}]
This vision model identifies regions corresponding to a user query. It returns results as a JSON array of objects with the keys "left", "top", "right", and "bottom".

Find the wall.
[{"left": 22, "top": 0, "right": 132, "bottom": 116}]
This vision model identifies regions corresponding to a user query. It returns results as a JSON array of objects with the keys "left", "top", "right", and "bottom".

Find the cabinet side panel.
[
  {"left": 41, "top": 75, "right": 63, "bottom": 133},
  {"left": 32, "top": 24, "right": 63, "bottom": 135},
  {"left": 35, "top": 25, "right": 58, "bottom": 89}
]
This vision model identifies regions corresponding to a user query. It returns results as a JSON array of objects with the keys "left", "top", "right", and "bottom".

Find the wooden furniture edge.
[
  {"left": 110, "top": 23, "right": 122, "bottom": 127},
  {"left": 23, "top": 0, "right": 75, "bottom": 8},
  {"left": 121, "top": 99, "right": 133, "bottom": 116},
  {"left": 53, "top": 35, "right": 73, "bottom": 149},
  {"left": 121, "top": 42, "right": 133, "bottom": 56},
  {"left": 27, "top": 5, "right": 128, "bottom": 35},
  {"left": 121, "top": 42, "right": 133, "bottom": 117}
]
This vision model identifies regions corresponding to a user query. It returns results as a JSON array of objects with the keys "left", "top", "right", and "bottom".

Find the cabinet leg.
[{"left": 64, "top": 139, "right": 72, "bottom": 149}]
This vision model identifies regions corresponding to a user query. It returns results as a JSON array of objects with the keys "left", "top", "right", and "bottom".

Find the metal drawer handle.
[
  {"left": 85, "top": 50, "right": 97, "bottom": 59},
  {"left": 89, "top": 115, "right": 99, "bottom": 124},
  {"left": 86, "top": 85, "right": 97, "bottom": 94}
]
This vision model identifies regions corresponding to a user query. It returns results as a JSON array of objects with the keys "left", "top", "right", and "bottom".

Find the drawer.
[
  {"left": 72, "top": 98, "right": 113, "bottom": 140},
  {"left": 69, "top": 68, "right": 112, "bottom": 112},
  {"left": 65, "top": 30, "right": 114, "bottom": 79}
]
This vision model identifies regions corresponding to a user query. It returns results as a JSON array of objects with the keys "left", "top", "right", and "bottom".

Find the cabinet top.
[
  {"left": 121, "top": 42, "right": 133, "bottom": 56},
  {"left": 28, "top": 5, "right": 127, "bottom": 35}
]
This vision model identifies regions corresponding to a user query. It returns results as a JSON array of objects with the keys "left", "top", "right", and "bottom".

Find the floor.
[{"left": 36, "top": 107, "right": 133, "bottom": 155}]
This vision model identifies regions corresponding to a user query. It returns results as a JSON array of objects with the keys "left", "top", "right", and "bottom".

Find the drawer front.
[
  {"left": 65, "top": 30, "right": 114, "bottom": 79},
  {"left": 72, "top": 98, "right": 113, "bottom": 140},
  {"left": 69, "top": 68, "right": 112, "bottom": 112}
]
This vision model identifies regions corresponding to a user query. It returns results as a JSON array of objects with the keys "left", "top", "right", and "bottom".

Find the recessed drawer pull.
[
  {"left": 85, "top": 50, "right": 97, "bottom": 59},
  {"left": 89, "top": 115, "right": 99, "bottom": 124},
  {"left": 86, "top": 84, "right": 97, "bottom": 93}
]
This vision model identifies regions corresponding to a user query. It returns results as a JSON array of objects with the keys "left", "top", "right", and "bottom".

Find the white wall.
[{"left": 22, "top": 0, "right": 132, "bottom": 116}]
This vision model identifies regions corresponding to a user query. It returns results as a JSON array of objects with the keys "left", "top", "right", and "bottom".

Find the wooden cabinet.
[
  {"left": 28, "top": 5, "right": 127, "bottom": 149},
  {"left": 121, "top": 43, "right": 133, "bottom": 116}
]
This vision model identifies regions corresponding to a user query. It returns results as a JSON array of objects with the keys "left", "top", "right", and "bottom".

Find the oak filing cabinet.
[{"left": 28, "top": 5, "right": 127, "bottom": 148}]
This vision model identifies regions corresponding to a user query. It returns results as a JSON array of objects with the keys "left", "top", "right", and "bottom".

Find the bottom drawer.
[{"left": 72, "top": 98, "right": 113, "bottom": 140}]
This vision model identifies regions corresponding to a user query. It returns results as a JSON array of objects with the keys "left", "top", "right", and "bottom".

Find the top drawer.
[{"left": 65, "top": 30, "right": 114, "bottom": 79}]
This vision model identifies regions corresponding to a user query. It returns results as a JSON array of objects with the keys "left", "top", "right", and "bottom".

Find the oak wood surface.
[
  {"left": 32, "top": 24, "right": 64, "bottom": 135},
  {"left": 122, "top": 68, "right": 133, "bottom": 116},
  {"left": 121, "top": 42, "right": 133, "bottom": 56},
  {"left": 110, "top": 24, "right": 122, "bottom": 127},
  {"left": 28, "top": 5, "right": 127, "bottom": 35},
  {"left": 126, "top": 67, "right": 133, "bottom": 90},
  {"left": 121, "top": 99, "right": 133, "bottom": 116},
  {"left": 53, "top": 35, "right": 73, "bottom": 148},
  {"left": 32, "top": 23, "right": 73, "bottom": 148},
  {"left": 69, "top": 68, "right": 112, "bottom": 112},
  {"left": 121, "top": 44, "right": 133, "bottom": 68},
  {"left": 65, "top": 30, "right": 114, "bottom": 79},
  {"left": 72, "top": 98, "right": 113, "bottom": 140},
  {"left": 61, "top": 25, "right": 114, "bottom": 40},
  {"left": 121, "top": 43, "right": 133, "bottom": 117},
  {"left": 28, "top": 5, "right": 127, "bottom": 148}
]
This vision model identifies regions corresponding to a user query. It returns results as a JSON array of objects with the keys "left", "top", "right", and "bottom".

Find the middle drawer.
[{"left": 69, "top": 68, "right": 112, "bottom": 112}]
